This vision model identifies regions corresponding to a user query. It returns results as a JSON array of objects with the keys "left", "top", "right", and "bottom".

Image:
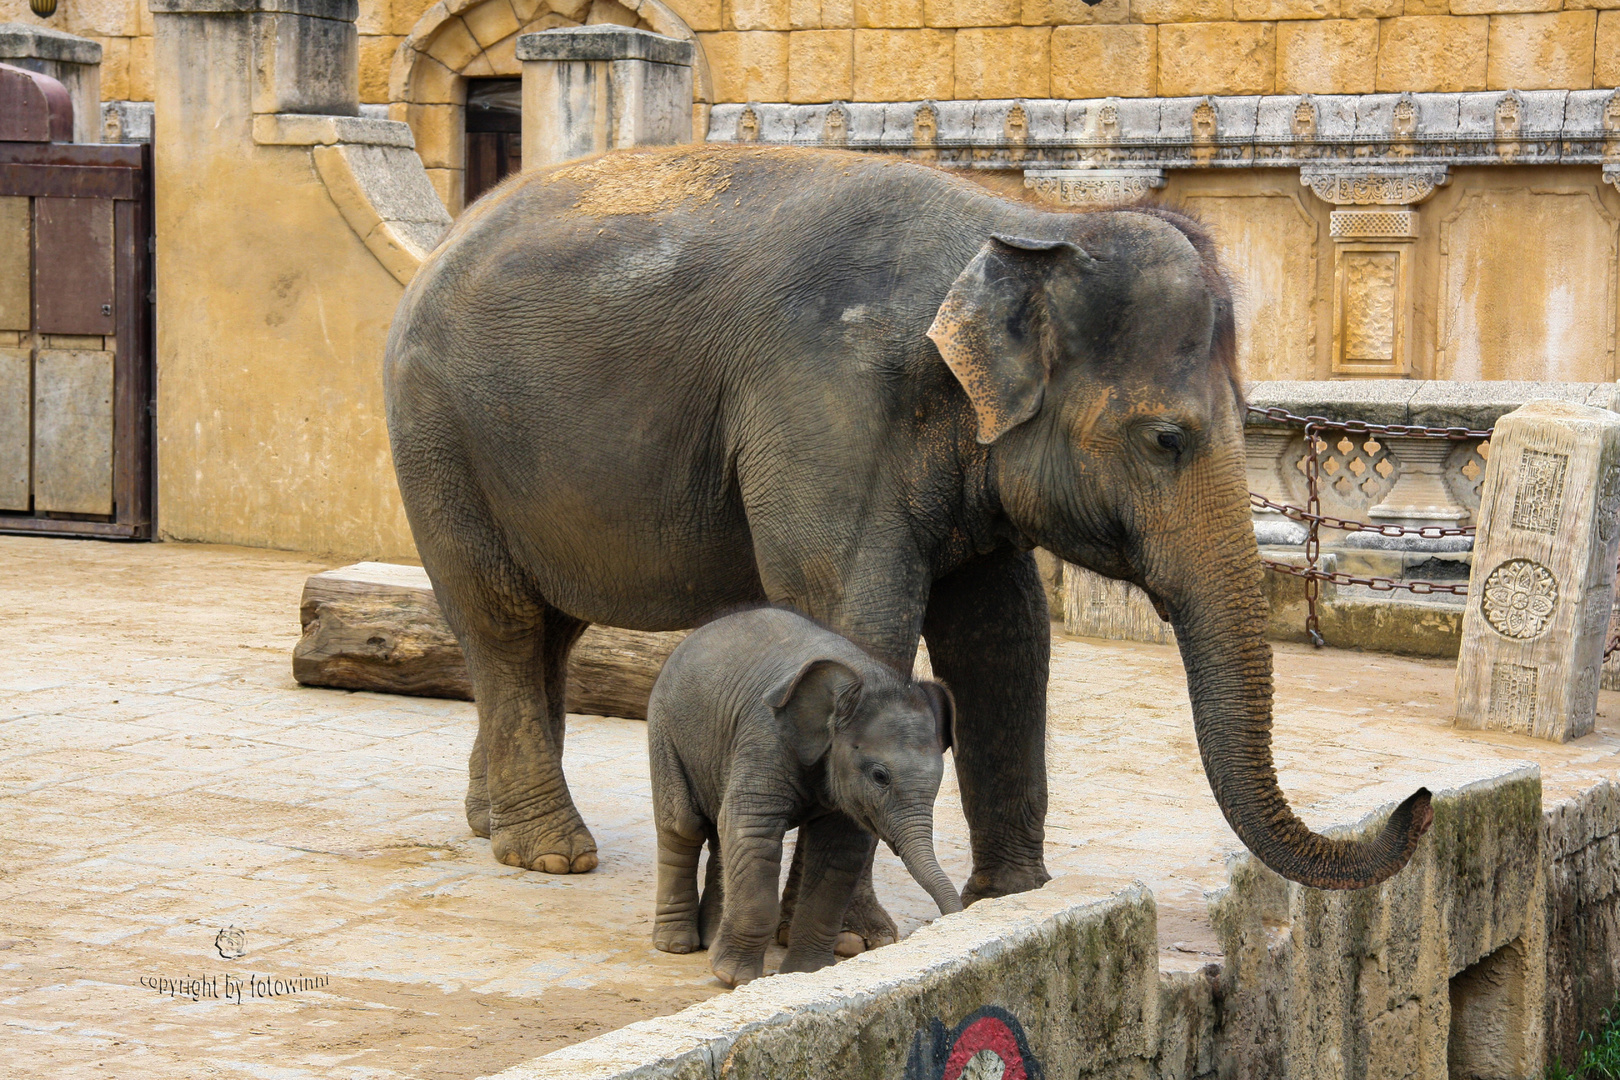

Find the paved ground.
[{"left": 5, "top": 535, "right": 1620, "bottom": 1079}]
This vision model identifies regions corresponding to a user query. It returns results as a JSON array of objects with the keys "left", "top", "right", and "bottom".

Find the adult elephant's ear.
[{"left": 928, "top": 235, "right": 1097, "bottom": 444}]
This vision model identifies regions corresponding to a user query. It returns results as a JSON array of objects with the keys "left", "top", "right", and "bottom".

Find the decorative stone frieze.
[
  {"left": 1299, "top": 166, "right": 1450, "bottom": 207},
  {"left": 708, "top": 92, "right": 1618, "bottom": 170},
  {"left": 1329, "top": 210, "right": 1418, "bottom": 241},
  {"left": 1023, "top": 168, "right": 1166, "bottom": 207},
  {"left": 1455, "top": 401, "right": 1620, "bottom": 743}
]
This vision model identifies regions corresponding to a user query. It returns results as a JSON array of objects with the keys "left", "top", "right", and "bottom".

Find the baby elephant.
[{"left": 648, "top": 607, "right": 963, "bottom": 987}]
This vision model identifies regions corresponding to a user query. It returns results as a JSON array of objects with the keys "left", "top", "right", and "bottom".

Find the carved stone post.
[
  {"left": 1022, "top": 169, "right": 1165, "bottom": 208},
  {"left": 1455, "top": 401, "right": 1620, "bottom": 742},
  {"left": 1300, "top": 166, "right": 1449, "bottom": 378},
  {"left": 518, "top": 27, "right": 693, "bottom": 169}
]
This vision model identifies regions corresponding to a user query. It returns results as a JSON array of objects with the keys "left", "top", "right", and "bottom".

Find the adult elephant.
[{"left": 384, "top": 145, "right": 1432, "bottom": 943}]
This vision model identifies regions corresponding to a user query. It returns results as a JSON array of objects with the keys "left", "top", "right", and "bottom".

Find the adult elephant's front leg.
[{"left": 923, "top": 545, "right": 1051, "bottom": 904}]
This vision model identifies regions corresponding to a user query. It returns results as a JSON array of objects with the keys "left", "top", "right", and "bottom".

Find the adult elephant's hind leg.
[
  {"left": 437, "top": 577, "right": 597, "bottom": 874},
  {"left": 923, "top": 545, "right": 1051, "bottom": 905}
]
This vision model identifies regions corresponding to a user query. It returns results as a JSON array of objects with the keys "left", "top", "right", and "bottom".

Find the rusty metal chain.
[
  {"left": 1246, "top": 405, "right": 1491, "bottom": 648},
  {"left": 1249, "top": 494, "right": 1476, "bottom": 539}
]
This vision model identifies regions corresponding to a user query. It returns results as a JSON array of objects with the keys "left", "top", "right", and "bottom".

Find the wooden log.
[{"left": 292, "top": 562, "right": 686, "bottom": 720}]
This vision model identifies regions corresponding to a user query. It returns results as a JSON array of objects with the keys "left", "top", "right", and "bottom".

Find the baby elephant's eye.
[{"left": 869, "top": 765, "right": 891, "bottom": 788}]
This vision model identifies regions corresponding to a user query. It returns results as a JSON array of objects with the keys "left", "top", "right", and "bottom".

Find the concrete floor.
[{"left": 5, "top": 535, "right": 1620, "bottom": 1078}]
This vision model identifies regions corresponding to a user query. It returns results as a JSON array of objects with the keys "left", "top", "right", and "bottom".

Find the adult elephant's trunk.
[
  {"left": 1160, "top": 459, "right": 1432, "bottom": 892},
  {"left": 892, "top": 819, "right": 964, "bottom": 916}
]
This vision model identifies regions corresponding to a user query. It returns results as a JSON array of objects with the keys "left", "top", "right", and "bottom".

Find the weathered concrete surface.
[{"left": 9, "top": 535, "right": 1620, "bottom": 1077}]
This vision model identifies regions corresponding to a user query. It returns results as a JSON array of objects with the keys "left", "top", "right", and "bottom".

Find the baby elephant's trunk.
[{"left": 894, "top": 822, "right": 963, "bottom": 916}]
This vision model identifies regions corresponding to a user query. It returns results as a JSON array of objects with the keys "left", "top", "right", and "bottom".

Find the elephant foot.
[
  {"left": 489, "top": 815, "right": 598, "bottom": 874},
  {"left": 654, "top": 919, "right": 701, "bottom": 955},
  {"left": 839, "top": 879, "right": 898, "bottom": 953},
  {"left": 961, "top": 862, "right": 1051, "bottom": 907},
  {"left": 465, "top": 780, "right": 491, "bottom": 839},
  {"left": 710, "top": 947, "right": 765, "bottom": 988},
  {"left": 779, "top": 946, "right": 836, "bottom": 975}
]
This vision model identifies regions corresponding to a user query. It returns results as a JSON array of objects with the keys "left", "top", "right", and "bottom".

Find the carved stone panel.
[
  {"left": 1340, "top": 251, "right": 1398, "bottom": 364},
  {"left": 1456, "top": 401, "right": 1620, "bottom": 742},
  {"left": 1023, "top": 169, "right": 1165, "bottom": 207},
  {"left": 1300, "top": 166, "right": 1450, "bottom": 206}
]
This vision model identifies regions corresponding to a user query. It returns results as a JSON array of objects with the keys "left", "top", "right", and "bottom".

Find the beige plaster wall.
[
  {"left": 1162, "top": 165, "right": 1620, "bottom": 383},
  {"left": 152, "top": 11, "right": 417, "bottom": 559}
]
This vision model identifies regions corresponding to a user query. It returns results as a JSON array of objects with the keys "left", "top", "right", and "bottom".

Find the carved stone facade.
[{"left": 1023, "top": 169, "right": 1165, "bottom": 207}]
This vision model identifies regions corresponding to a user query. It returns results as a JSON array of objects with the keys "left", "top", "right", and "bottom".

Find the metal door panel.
[
  {"left": 0, "top": 196, "right": 28, "bottom": 331},
  {"left": 33, "top": 197, "right": 115, "bottom": 335},
  {"left": 0, "top": 347, "right": 29, "bottom": 510},
  {"left": 33, "top": 349, "right": 112, "bottom": 515}
]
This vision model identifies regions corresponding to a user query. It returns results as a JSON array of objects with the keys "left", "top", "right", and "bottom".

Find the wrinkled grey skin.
[
  {"left": 384, "top": 144, "right": 1432, "bottom": 943},
  {"left": 647, "top": 607, "right": 960, "bottom": 987}
]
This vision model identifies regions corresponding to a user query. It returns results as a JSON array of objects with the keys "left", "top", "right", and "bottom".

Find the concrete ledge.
[
  {"left": 486, "top": 882, "right": 1159, "bottom": 1080},
  {"left": 0, "top": 22, "right": 102, "bottom": 64},
  {"left": 253, "top": 112, "right": 415, "bottom": 148},
  {"left": 150, "top": 0, "right": 358, "bottom": 19},
  {"left": 516, "top": 26, "right": 694, "bottom": 66},
  {"left": 1246, "top": 380, "right": 1620, "bottom": 431}
]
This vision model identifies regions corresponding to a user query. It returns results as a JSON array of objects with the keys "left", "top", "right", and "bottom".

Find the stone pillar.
[
  {"left": 0, "top": 23, "right": 102, "bottom": 144},
  {"left": 1455, "top": 401, "right": 1620, "bottom": 742},
  {"left": 517, "top": 26, "right": 694, "bottom": 170},
  {"left": 1300, "top": 166, "right": 1449, "bottom": 379},
  {"left": 1023, "top": 168, "right": 1166, "bottom": 208}
]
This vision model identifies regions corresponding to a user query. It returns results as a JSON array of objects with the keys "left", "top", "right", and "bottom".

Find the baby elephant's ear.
[
  {"left": 918, "top": 680, "right": 955, "bottom": 751},
  {"left": 764, "top": 658, "right": 864, "bottom": 767}
]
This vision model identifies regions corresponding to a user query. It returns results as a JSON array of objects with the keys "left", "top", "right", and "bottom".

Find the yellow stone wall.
[
  {"left": 3, "top": 0, "right": 1615, "bottom": 106},
  {"left": 1160, "top": 165, "right": 1620, "bottom": 383}
]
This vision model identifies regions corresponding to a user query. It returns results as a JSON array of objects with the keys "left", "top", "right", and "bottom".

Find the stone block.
[
  {"left": 790, "top": 0, "right": 822, "bottom": 29},
  {"left": 1487, "top": 12, "right": 1596, "bottom": 90},
  {"left": 1568, "top": 0, "right": 1620, "bottom": 12},
  {"left": 425, "top": 15, "right": 483, "bottom": 69},
  {"left": 852, "top": 28, "right": 952, "bottom": 98},
  {"left": 1051, "top": 24, "right": 1154, "bottom": 96},
  {"left": 0, "top": 348, "right": 27, "bottom": 512},
  {"left": 1601, "top": 11, "right": 1620, "bottom": 83},
  {"left": 128, "top": 34, "right": 153, "bottom": 101},
  {"left": 1132, "top": 0, "right": 1231, "bottom": 22},
  {"left": 788, "top": 29, "right": 852, "bottom": 101},
  {"left": 697, "top": 30, "right": 788, "bottom": 100},
  {"left": 96, "top": 35, "right": 132, "bottom": 102},
  {"left": 406, "top": 101, "right": 461, "bottom": 167},
  {"left": 1022, "top": 0, "right": 1127, "bottom": 24},
  {"left": 464, "top": 0, "right": 521, "bottom": 45},
  {"left": 664, "top": 0, "right": 724, "bottom": 31},
  {"left": 1234, "top": 0, "right": 1332, "bottom": 19},
  {"left": 1276, "top": 18, "right": 1377, "bottom": 93},
  {"left": 924, "top": 0, "right": 1018, "bottom": 26},
  {"left": 403, "top": 51, "right": 462, "bottom": 102},
  {"left": 359, "top": 33, "right": 403, "bottom": 101},
  {"left": 1341, "top": 0, "right": 1398, "bottom": 16},
  {"left": 520, "top": 29, "right": 694, "bottom": 165},
  {"left": 1455, "top": 401, "right": 1620, "bottom": 742},
  {"left": 822, "top": 0, "right": 856, "bottom": 25},
  {"left": 1064, "top": 565, "right": 1175, "bottom": 644},
  {"left": 728, "top": 0, "right": 792, "bottom": 31},
  {"left": 586, "top": 0, "right": 642, "bottom": 25},
  {"left": 953, "top": 27, "right": 1049, "bottom": 97},
  {"left": 1452, "top": 0, "right": 1556, "bottom": 14},
  {"left": 855, "top": 0, "right": 923, "bottom": 28},
  {"left": 1157, "top": 21, "right": 1274, "bottom": 95},
  {"left": 424, "top": 166, "right": 462, "bottom": 213},
  {"left": 1375, "top": 16, "right": 1488, "bottom": 92}
]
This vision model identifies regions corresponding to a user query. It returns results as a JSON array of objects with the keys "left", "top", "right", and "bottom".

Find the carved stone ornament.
[
  {"left": 913, "top": 103, "right": 938, "bottom": 145},
  {"left": 1300, "top": 166, "right": 1450, "bottom": 206},
  {"left": 1292, "top": 98, "right": 1316, "bottom": 138},
  {"left": 822, "top": 103, "right": 848, "bottom": 145},
  {"left": 1482, "top": 558, "right": 1559, "bottom": 640},
  {"left": 1024, "top": 169, "right": 1167, "bottom": 207},
  {"left": 1005, "top": 103, "right": 1028, "bottom": 145},
  {"left": 1605, "top": 164, "right": 1620, "bottom": 193},
  {"left": 1192, "top": 99, "right": 1217, "bottom": 142},
  {"left": 736, "top": 106, "right": 760, "bottom": 143},
  {"left": 1392, "top": 94, "right": 1417, "bottom": 137}
]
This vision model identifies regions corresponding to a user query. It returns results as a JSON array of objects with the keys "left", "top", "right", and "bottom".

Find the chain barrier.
[{"left": 1246, "top": 405, "right": 1491, "bottom": 649}]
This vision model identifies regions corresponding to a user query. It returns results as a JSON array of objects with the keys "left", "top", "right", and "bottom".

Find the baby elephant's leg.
[
  {"left": 653, "top": 822, "right": 706, "bottom": 954},
  {"left": 780, "top": 813, "right": 878, "bottom": 976},
  {"left": 711, "top": 811, "right": 786, "bottom": 987}
]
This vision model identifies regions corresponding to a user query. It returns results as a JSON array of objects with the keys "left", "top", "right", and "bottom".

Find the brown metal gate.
[{"left": 0, "top": 63, "right": 154, "bottom": 540}]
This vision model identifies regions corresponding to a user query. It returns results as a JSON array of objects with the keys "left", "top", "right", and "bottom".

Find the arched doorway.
[{"left": 389, "top": 0, "right": 712, "bottom": 215}]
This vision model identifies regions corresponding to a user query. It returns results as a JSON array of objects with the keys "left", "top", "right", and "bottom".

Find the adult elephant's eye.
[
  {"left": 1157, "top": 431, "right": 1185, "bottom": 454},
  {"left": 870, "top": 765, "right": 891, "bottom": 788}
]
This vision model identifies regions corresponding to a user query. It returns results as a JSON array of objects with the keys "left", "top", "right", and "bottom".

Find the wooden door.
[{"left": 0, "top": 63, "right": 154, "bottom": 539}]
